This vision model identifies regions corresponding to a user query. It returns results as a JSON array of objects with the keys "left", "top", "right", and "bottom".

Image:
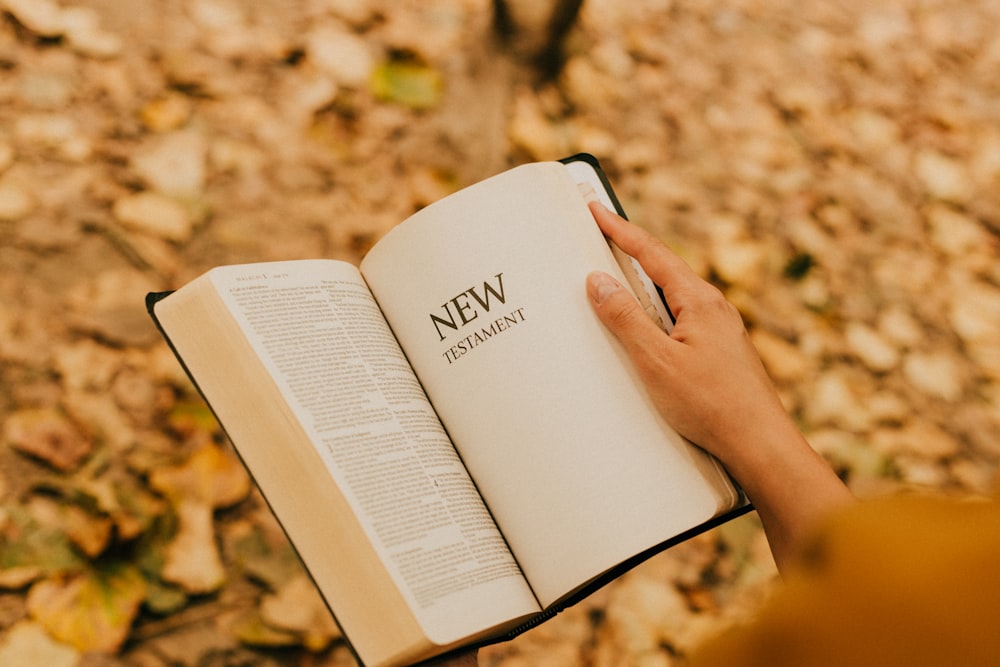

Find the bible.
[{"left": 146, "top": 155, "right": 749, "bottom": 667}]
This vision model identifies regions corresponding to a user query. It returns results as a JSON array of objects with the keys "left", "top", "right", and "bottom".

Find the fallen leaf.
[
  {"left": 3, "top": 408, "right": 92, "bottom": 471},
  {"left": 231, "top": 608, "right": 300, "bottom": 649},
  {"left": 107, "top": 474, "right": 168, "bottom": 542},
  {"left": 165, "top": 400, "right": 220, "bottom": 438},
  {"left": 130, "top": 502, "right": 176, "bottom": 586},
  {"left": 0, "top": 0, "right": 64, "bottom": 36},
  {"left": 27, "top": 562, "right": 146, "bottom": 653},
  {"left": 141, "top": 577, "right": 188, "bottom": 616},
  {"left": 149, "top": 442, "right": 250, "bottom": 509},
  {"left": 112, "top": 191, "right": 194, "bottom": 242},
  {"left": 25, "top": 494, "right": 113, "bottom": 558},
  {"left": 160, "top": 499, "right": 226, "bottom": 594},
  {"left": 0, "top": 621, "right": 79, "bottom": 667},
  {"left": 0, "top": 565, "right": 42, "bottom": 589},
  {"left": 139, "top": 93, "right": 193, "bottom": 133},
  {"left": 370, "top": 59, "right": 443, "bottom": 110},
  {"left": 224, "top": 517, "right": 304, "bottom": 591},
  {"left": 51, "top": 339, "right": 120, "bottom": 392},
  {"left": 0, "top": 504, "right": 86, "bottom": 588},
  {"left": 260, "top": 573, "right": 341, "bottom": 650},
  {"left": 64, "top": 468, "right": 168, "bottom": 543},
  {"left": 62, "top": 390, "right": 135, "bottom": 452}
]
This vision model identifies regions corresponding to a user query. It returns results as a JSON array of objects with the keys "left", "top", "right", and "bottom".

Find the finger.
[
  {"left": 587, "top": 270, "right": 670, "bottom": 359},
  {"left": 588, "top": 201, "right": 706, "bottom": 311}
]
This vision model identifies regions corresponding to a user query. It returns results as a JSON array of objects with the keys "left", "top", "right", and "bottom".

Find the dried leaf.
[
  {"left": 110, "top": 475, "right": 168, "bottom": 542},
  {"left": 28, "top": 464, "right": 166, "bottom": 548},
  {"left": 260, "top": 573, "right": 341, "bottom": 651},
  {"left": 149, "top": 442, "right": 250, "bottom": 509},
  {"left": 3, "top": 408, "right": 92, "bottom": 471},
  {"left": 165, "top": 400, "right": 220, "bottom": 437},
  {"left": 27, "top": 563, "right": 146, "bottom": 653},
  {"left": 226, "top": 524, "right": 300, "bottom": 592},
  {"left": 25, "top": 494, "right": 113, "bottom": 558},
  {"left": 130, "top": 503, "right": 176, "bottom": 585},
  {"left": 232, "top": 609, "right": 300, "bottom": 649},
  {"left": 160, "top": 499, "right": 226, "bottom": 595},
  {"left": 130, "top": 129, "right": 207, "bottom": 199},
  {"left": 66, "top": 469, "right": 168, "bottom": 543},
  {"left": 370, "top": 59, "right": 443, "bottom": 110},
  {"left": 1, "top": 0, "right": 64, "bottom": 37},
  {"left": 0, "top": 505, "right": 86, "bottom": 588},
  {"left": 141, "top": 577, "right": 188, "bottom": 616},
  {"left": 0, "top": 621, "right": 79, "bottom": 667},
  {"left": 0, "top": 564, "right": 42, "bottom": 589},
  {"left": 139, "top": 93, "right": 193, "bottom": 133},
  {"left": 62, "top": 390, "right": 135, "bottom": 452}
]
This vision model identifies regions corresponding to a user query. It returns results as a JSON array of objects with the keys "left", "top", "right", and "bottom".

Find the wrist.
[{"left": 718, "top": 417, "right": 853, "bottom": 571}]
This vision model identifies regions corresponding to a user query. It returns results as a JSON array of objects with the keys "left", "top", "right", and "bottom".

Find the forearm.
[{"left": 717, "top": 415, "right": 854, "bottom": 573}]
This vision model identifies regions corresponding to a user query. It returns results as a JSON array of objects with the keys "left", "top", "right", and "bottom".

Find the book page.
[
  {"left": 361, "top": 163, "right": 739, "bottom": 606},
  {"left": 206, "top": 260, "right": 539, "bottom": 642},
  {"left": 565, "top": 159, "right": 674, "bottom": 333}
]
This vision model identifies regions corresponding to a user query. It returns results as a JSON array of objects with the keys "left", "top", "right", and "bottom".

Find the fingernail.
[{"left": 588, "top": 271, "right": 621, "bottom": 304}]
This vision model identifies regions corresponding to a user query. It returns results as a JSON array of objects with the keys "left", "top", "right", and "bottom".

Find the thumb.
[{"left": 586, "top": 271, "right": 664, "bottom": 354}]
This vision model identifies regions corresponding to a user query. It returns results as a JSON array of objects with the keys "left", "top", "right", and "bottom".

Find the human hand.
[
  {"left": 584, "top": 201, "right": 787, "bottom": 469},
  {"left": 585, "top": 202, "right": 852, "bottom": 571}
]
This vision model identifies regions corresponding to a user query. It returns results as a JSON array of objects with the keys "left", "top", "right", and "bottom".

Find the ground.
[{"left": 0, "top": 0, "right": 998, "bottom": 665}]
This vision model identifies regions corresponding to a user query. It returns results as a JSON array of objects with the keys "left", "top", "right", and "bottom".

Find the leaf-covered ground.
[{"left": 0, "top": 0, "right": 998, "bottom": 665}]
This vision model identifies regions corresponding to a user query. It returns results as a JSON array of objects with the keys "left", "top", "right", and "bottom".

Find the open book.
[{"left": 147, "top": 155, "right": 749, "bottom": 667}]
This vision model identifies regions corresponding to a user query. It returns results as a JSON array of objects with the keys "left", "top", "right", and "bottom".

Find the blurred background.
[{"left": 1, "top": 0, "right": 998, "bottom": 664}]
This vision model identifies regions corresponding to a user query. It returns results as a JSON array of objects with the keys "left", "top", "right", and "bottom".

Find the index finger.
[{"left": 588, "top": 201, "right": 706, "bottom": 308}]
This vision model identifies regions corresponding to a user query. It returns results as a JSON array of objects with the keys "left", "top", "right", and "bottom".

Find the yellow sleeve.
[{"left": 690, "top": 494, "right": 1000, "bottom": 667}]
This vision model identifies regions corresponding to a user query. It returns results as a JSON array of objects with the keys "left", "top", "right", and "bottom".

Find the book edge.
[{"left": 148, "top": 285, "right": 443, "bottom": 667}]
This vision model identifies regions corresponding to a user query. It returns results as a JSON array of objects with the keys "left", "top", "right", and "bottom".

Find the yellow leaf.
[
  {"left": 370, "top": 59, "right": 443, "bottom": 110},
  {"left": 232, "top": 609, "right": 300, "bottom": 649},
  {"left": 149, "top": 442, "right": 249, "bottom": 508},
  {"left": 27, "top": 564, "right": 146, "bottom": 653},
  {"left": 165, "top": 401, "right": 220, "bottom": 437},
  {"left": 139, "top": 93, "right": 192, "bottom": 132}
]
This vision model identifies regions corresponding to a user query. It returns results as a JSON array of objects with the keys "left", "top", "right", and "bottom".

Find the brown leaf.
[
  {"left": 0, "top": 621, "right": 79, "bottom": 667},
  {"left": 3, "top": 408, "right": 92, "bottom": 471},
  {"left": 150, "top": 442, "right": 250, "bottom": 509},
  {"left": 259, "top": 573, "right": 341, "bottom": 650},
  {"left": 27, "top": 563, "right": 146, "bottom": 653},
  {"left": 160, "top": 499, "right": 226, "bottom": 595},
  {"left": 0, "top": 565, "right": 42, "bottom": 590},
  {"left": 62, "top": 390, "right": 135, "bottom": 453},
  {"left": 25, "top": 494, "right": 113, "bottom": 558},
  {"left": 74, "top": 469, "right": 167, "bottom": 543}
]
